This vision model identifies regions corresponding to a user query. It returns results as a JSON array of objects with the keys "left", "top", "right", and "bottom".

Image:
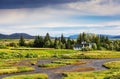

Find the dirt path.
[{"left": 1, "top": 58, "right": 120, "bottom": 79}]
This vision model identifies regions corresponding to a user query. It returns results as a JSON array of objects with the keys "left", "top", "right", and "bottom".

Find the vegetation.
[
  {"left": 63, "top": 70, "right": 120, "bottom": 79},
  {"left": 38, "top": 59, "right": 86, "bottom": 68},
  {"left": 63, "top": 61, "right": 120, "bottom": 79},
  {"left": 2, "top": 73, "right": 48, "bottom": 79},
  {"left": 103, "top": 61, "right": 120, "bottom": 69},
  {"left": 51, "top": 59, "right": 86, "bottom": 65},
  {"left": 19, "top": 35, "right": 25, "bottom": 46},
  {"left": 77, "top": 32, "right": 120, "bottom": 51},
  {"left": 0, "top": 32, "right": 120, "bottom": 51},
  {"left": 0, "top": 32, "right": 120, "bottom": 79},
  {"left": 56, "top": 67, "right": 95, "bottom": 73},
  {"left": 33, "top": 36, "right": 44, "bottom": 47},
  {"left": 0, "top": 60, "right": 35, "bottom": 74},
  {"left": 0, "top": 49, "right": 77, "bottom": 59},
  {"left": 38, "top": 63, "right": 65, "bottom": 68},
  {"left": 61, "top": 51, "right": 120, "bottom": 59},
  {"left": 0, "top": 66, "right": 34, "bottom": 74}
]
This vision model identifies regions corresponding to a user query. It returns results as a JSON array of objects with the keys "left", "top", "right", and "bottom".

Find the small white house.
[{"left": 73, "top": 42, "right": 92, "bottom": 50}]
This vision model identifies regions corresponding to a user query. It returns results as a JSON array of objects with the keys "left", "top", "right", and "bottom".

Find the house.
[{"left": 73, "top": 42, "right": 92, "bottom": 50}]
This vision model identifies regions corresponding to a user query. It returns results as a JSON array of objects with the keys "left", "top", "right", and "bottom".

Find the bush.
[
  {"left": 0, "top": 44, "right": 7, "bottom": 49},
  {"left": 8, "top": 42, "right": 18, "bottom": 47},
  {"left": 25, "top": 53, "right": 38, "bottom": 58},
  {"left": 11, "top": 52, "right": 24, "bottom": 58},
  {"left": 81, "top": 46, "right": 92, "bottom": 51},
  {"left": 0, "top": 52, "right": 11, "bottom": 59}
]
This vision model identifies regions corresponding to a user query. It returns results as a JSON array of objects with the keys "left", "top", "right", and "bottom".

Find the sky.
[{"left": 0, "top": 0, "right": 120, "bottom": 36}]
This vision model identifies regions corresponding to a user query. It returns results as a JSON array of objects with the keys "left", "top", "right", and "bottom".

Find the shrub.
[
  {"left": 0, "top": 52, "right": 10, "bottom": 59},
  {"left": 0, "top": 44, "right": 7, "bottom": 49},
  {"left": 81, "top": 46, "right": 92, "bottom": 51},
  {"left": 11, "top": 52, "right": 24, "bottom": 58},
  {"left": 25, "top": 53, "right": 38, "bottom": 58}
]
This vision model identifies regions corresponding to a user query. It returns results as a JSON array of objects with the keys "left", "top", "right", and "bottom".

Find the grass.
[
  {"left": 2, "top": 73, "right": 48, "bottom": 79},
  {"left": 63, "top": 69, "right": 120, "bottom": 79},
  {"left": 38, "top": 63, "right": 65, "bottom": 68},
  {"left": 0, "top": 60, "right": 35, "bottom": 74},
  {"left": 52, "top": 59, "right": 86, "bottom": 65},
  {"left": 61, "top": 51, "right": 120, "bottom": 59},
  {"left": 63, "top": 60, "right": 120, "bottom": 79},
  {"left": 55, "top": 67, "right": 95, "bottom": 73},
  {"left": 103, "top": 61, "right": 120, "bottom": 69},
  {"left": 0, "top": 49, "right": 78, "bottom": 59},
  {"left": 0, "top": 66, "right": 34, "bottom": 74},
  {"left": 1, "top": 49, "right": 120, "bottom": 59},
  {"left": 38, "top": 59, "right": 86, "bottom": 68}
]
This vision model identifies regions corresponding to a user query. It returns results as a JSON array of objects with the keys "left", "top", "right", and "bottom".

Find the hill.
[
  {"left": 0, "top": 33, "right": 34, "bottom": 39},
  {"left": 69, "top": 34, "right": 120, "bottom": 39}
]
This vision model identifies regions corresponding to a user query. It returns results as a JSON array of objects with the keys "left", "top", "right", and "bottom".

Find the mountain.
[
  {"left": 69, "top": 34, "right": 120, "bottom": 39},
  {"left": 114, "top": 35, "right": 120, "bottom": 39},
  {"left": 0, "top": 34, "right": 8, "bottom": 38},
  {"left": 0, "top": 33, "right": 34, "bottom": 39},
  {"left": 0, "top": 33, "right": 119, "bottom": 39},
  {"left": 68, "top": 34, "right": 78, "bottom": 39}
]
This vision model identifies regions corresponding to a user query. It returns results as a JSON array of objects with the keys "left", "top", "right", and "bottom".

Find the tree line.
[
  {"left": 19, "top": 33, "right": 75, "bottom": 49},
  {"left": 19, "top": 32, "right": 120, "bottom": 51}
]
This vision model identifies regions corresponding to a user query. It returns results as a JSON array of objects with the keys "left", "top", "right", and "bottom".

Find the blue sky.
[{"left": 0, "top": 0, "right": 120, "bottom": 36}]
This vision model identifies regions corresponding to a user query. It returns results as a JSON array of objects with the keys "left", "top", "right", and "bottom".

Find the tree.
[
  {"left": 54, "top": 37, "right": 60, "bottom": 49},
  {"left": 34, "top": 36, "right": 44, "bottom": 47},
  {"left": 61, "top": 34, "right": 66, "bottom": 44},
  {"left": 19, "top": 35, "right": 25, "bottom": 46},
  {"left": 82, "top": 32, "right": 87, "bottom": 42},
  {"left": 44, "top": 33, "right": 52, "bottom": 47},
  {"left": 92, "top": 43, "right": 97, "bottom": 50},
  {"left": 77, "top": 33, "right": 82, "bottom": 44},
  {"left": 66, "top": 38, "right": 71, "bottom": 49}
]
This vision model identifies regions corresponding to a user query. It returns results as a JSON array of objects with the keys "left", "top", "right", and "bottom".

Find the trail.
[{"left": 1, "top": 58, "right": 120, "bottom": 79}]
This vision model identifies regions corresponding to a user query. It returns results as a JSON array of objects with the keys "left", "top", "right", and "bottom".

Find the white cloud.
[
  {"left": 63, "top": 0, "right": 120, "bottom": 16},
  {"left": 0, "top": 0, "right": 120, "bottom": 36}
]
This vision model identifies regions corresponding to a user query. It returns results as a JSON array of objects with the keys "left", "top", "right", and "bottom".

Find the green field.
[
  {"left": 0, "top": 48, "right": 120, "bottom": 59},
  {"left": 0, "top": 49, "right": 78, "bottom": 59}
]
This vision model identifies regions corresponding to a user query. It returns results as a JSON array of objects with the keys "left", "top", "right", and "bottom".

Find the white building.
[{"left": 73, "top": 42, "right": 92, "bottom": 50}]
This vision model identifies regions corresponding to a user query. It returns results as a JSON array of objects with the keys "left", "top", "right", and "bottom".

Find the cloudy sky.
[{"left": 0, "top": 0, "right": 120, "bottom": 36}]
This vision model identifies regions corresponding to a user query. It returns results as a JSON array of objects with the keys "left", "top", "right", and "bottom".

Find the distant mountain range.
[
  {"left": 0, "top": 33, "right": 34, "bottom": 39},
  {"left": 69, "top": 34, "right": 120, "bottom": 39},
  {"left": 0, "top": 33, "right": 119, "bottom": 39}
]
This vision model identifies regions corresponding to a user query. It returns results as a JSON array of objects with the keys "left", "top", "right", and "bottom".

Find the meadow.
[{"left": 0, "top": 48, "right": 120, "bottom": 59}]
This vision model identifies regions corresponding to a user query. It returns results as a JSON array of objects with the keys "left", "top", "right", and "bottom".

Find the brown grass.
[{"left": 55, "top": 67, "right": 95, "bottom": 73}]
